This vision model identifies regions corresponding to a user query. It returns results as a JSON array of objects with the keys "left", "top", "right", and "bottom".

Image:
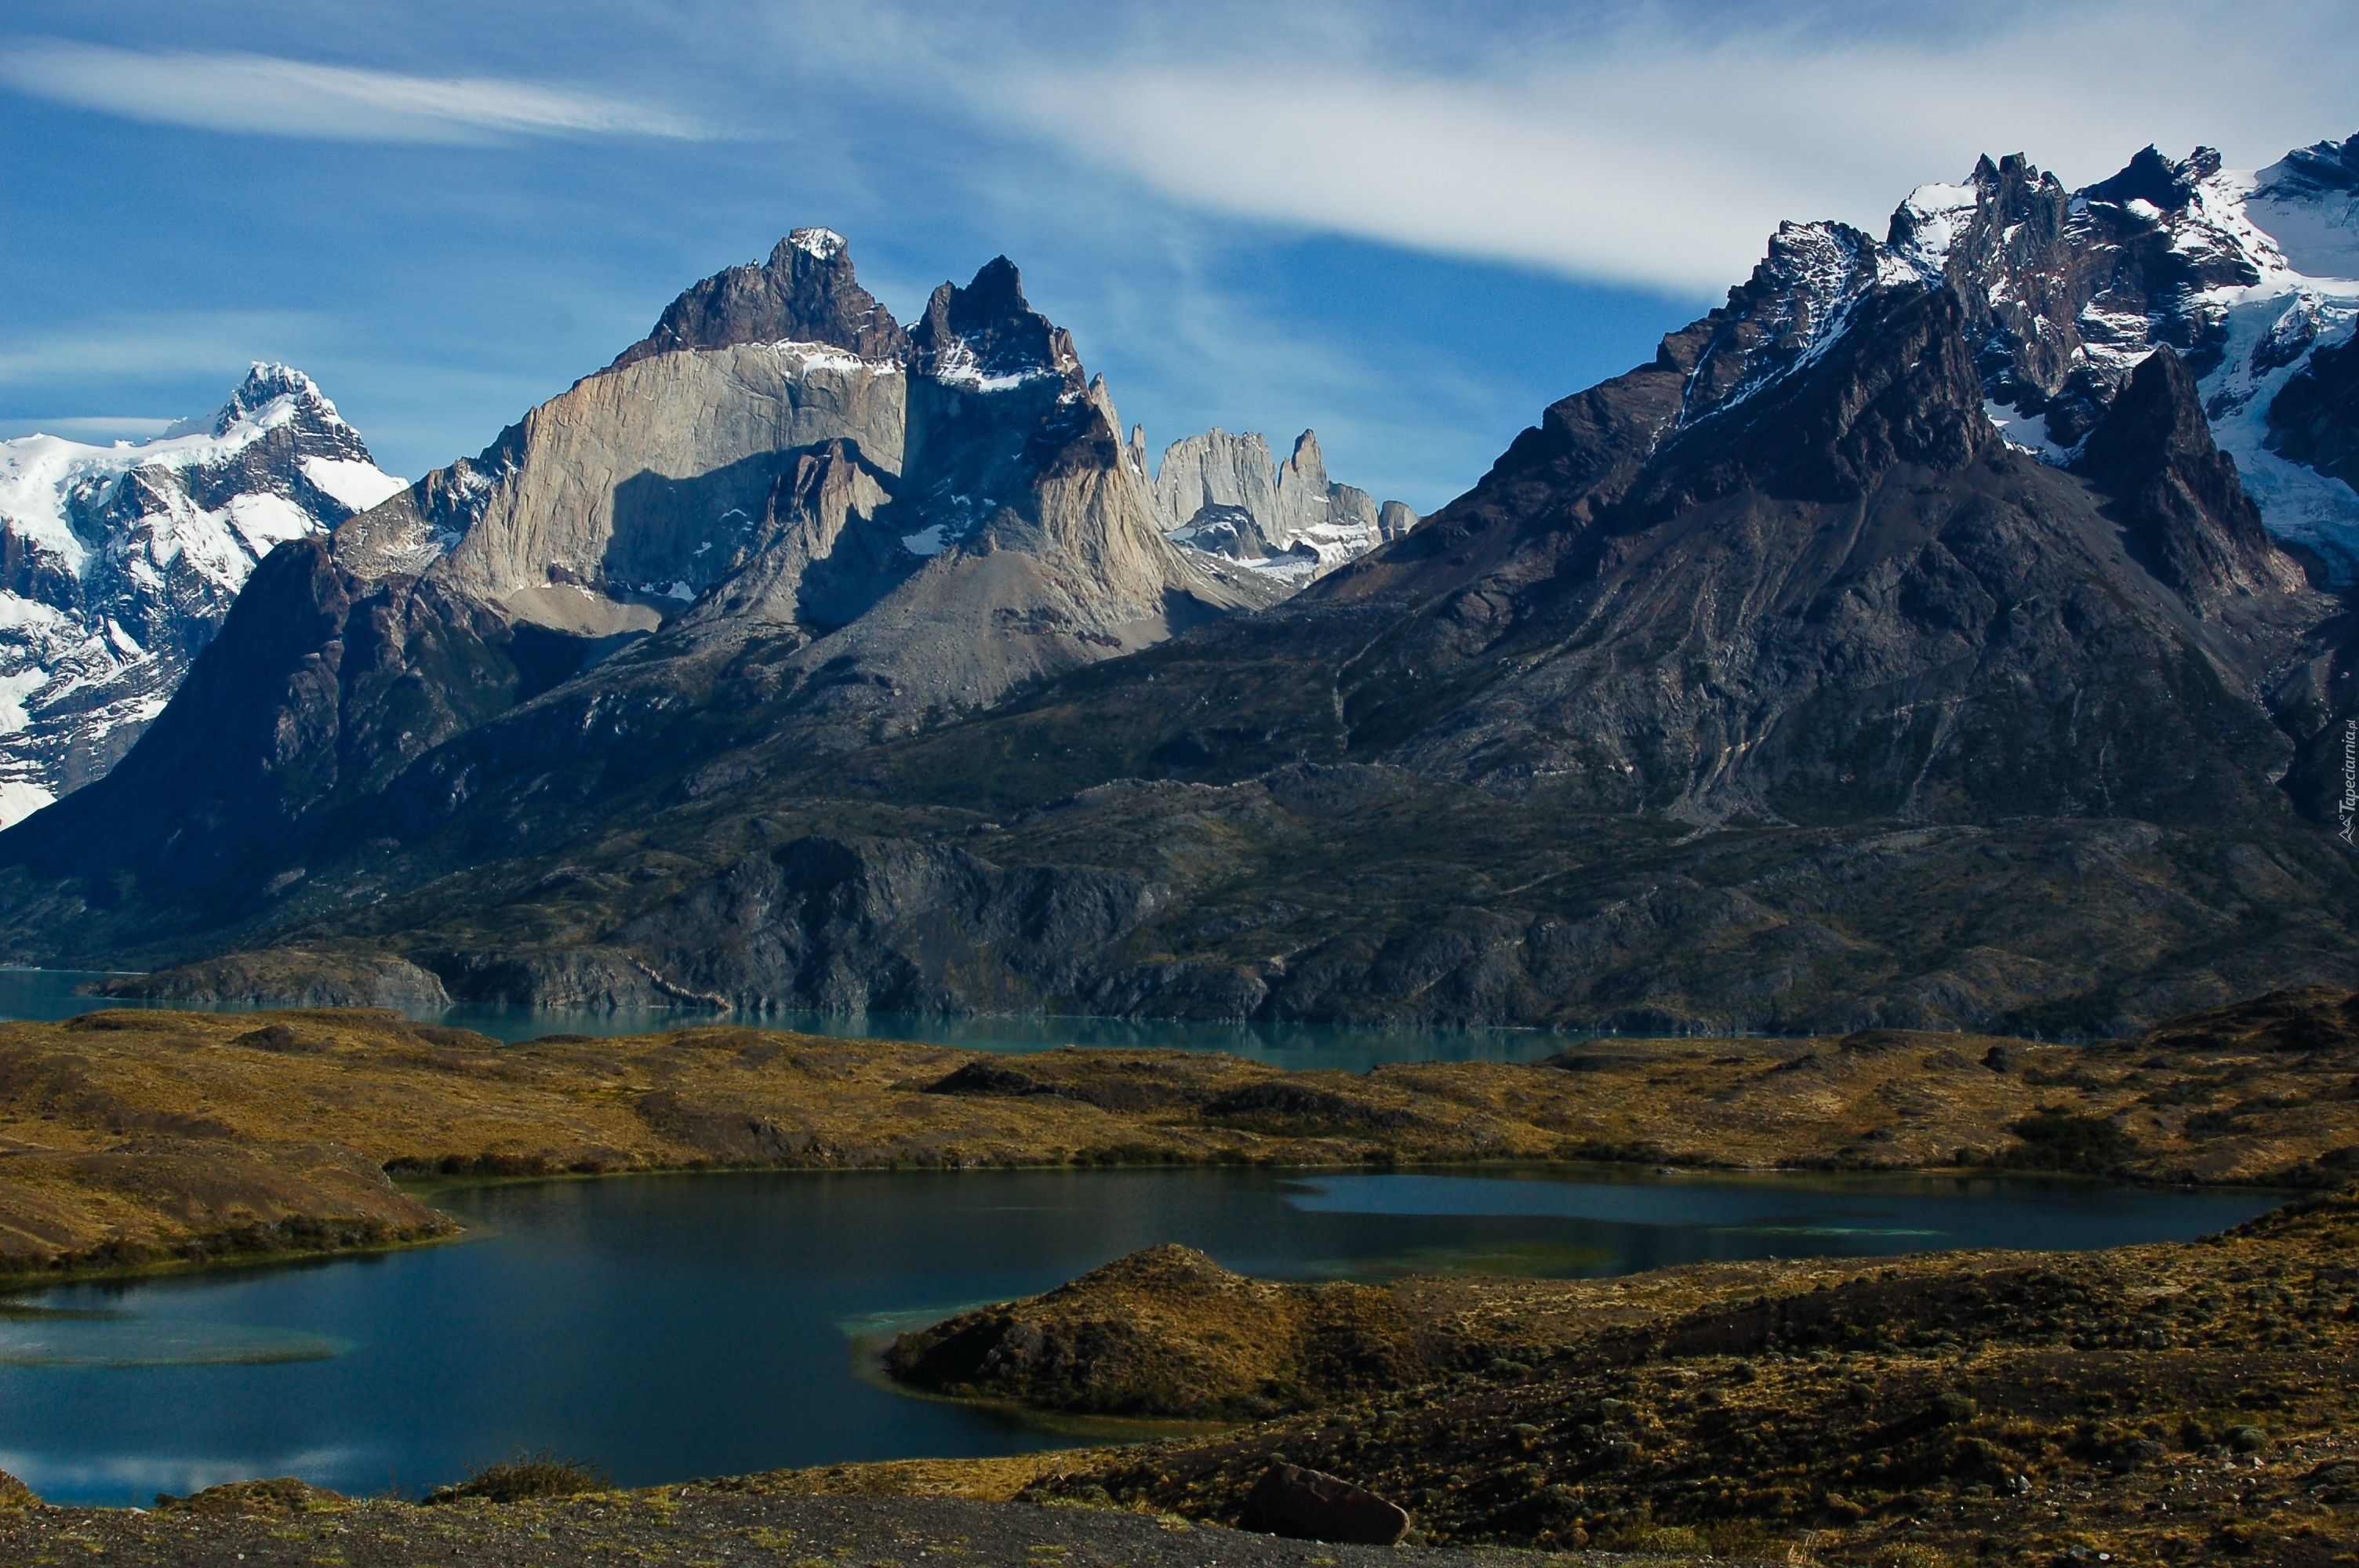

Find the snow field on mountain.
[{"left": 0, "top": 365, "right": 400, "bottom": 827}]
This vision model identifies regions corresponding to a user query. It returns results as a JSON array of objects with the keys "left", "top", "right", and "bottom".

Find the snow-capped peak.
[
  {"left": 157, "top": 362, "right": 350, "bottom": 443},
  {"left": 0, "top": 365, "right": 402, "bottom": 826},
  {"left": 1873, "top": 137, "right": 2359, "bottom": 576},
  {"left": 1885, "top": 180, "right": 1982, "bottom": 280},
  {"left": 787, "top": 227, "right": 848, "bottom": 262},
  {"left": 2245, "top": 134, "right": 2359, "bottom": 281}
]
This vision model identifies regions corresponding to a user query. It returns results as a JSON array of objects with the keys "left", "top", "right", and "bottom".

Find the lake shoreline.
[
  {"left": 5, "top": 1153, "right": 2292, "bottom": 1295},
  {"left": 7, "top": 1178, "right": 2356, "bottom": 1563},
  {"left": 4, "top": 987, "right": 2354, "bottom": 1285}
]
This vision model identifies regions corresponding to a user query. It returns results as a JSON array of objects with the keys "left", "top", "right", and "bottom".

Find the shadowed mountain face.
[
  {"left": 2270, "top": 332, "right": 2359, "bottom": 491},
  {"left": 3, "top": 141, "right": 2357, "bottom": 1034}
]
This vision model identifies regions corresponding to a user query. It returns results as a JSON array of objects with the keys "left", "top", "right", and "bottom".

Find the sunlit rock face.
[{"left": 1138, "top": 426, "right": 1418, "bottom": 586}]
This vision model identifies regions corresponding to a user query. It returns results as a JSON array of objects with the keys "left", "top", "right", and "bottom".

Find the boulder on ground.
[{"left": 1242, "top": 1462, "right": 1410, "bottom": 1545}]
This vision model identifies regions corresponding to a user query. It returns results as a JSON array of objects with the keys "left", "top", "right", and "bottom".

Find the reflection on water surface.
[
  {"left": 0, "top": 1164, "right": 2283, "bottom": 1506},
  {"left": 0, "top": 967, "right": 1561, "bottom": 1069}
]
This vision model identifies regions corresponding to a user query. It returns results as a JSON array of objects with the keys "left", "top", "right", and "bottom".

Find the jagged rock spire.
[
  {"left": 612, "top": 227, "right": 910, "bottom": 368},
  {"left": 2074, "top": 347, "right": 2305, "bottom": 596},
  {"left": 2084, "top": 145, "right": 2221, "bottom": 212},
  {"left": 908, "top": 256, "right": 1081, "bottom": 387}
]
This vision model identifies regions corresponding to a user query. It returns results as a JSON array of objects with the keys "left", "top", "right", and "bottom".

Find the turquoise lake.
[
  {"left": 0, "top": 966, "right": 1568, "bottom": 1070},
  {"left": 0, "top": 968, "right": 2289, "bottom": 1506},
  {"left": 0, "top": 1165, "right": 2282, "bottom": 1506}
]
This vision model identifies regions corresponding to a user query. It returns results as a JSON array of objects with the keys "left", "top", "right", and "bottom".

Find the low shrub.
[
  {"left": 423, "top": 1450, "right": 606, "bottom": 1504},
  {"left": 2000, "top": 1106, "right": 2135, "bottom": 1172}
]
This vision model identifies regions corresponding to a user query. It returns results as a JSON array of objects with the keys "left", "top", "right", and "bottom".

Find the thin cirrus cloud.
[
  {"left": 0, "top": 38, "right": 705, "bottom": 143},
  {"left": 0, "top": 310, "right": 331, "bottom": 389},
  {"left": 0, "top": 416, "right": 176, "bottom": 443},
  {"left": 864, "top": 0, "right": 2359, "bottom": 293}
]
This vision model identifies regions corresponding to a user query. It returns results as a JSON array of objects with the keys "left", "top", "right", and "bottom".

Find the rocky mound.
[
  {"left": 1020, "top": 1185, "right": 2359, "bottom": 1563},
  {"left": 152, "top": 1477, "right": 343, "bottom": 1516},
  {"left": 888, "top": 1244, "right": 1467, "bottom": 1419},
  {"left": 2138, "top": 982, "right": 2359, "bottom": 1055},
  {"left": 96, "top": 947, "right": 452, "bottom": 1008},
  {"left": 0, "top": 1131, "right": 453, "bottom": 1279}
]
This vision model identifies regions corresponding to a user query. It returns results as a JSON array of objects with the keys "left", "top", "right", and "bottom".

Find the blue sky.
[{"left": 2, "top": 2, "right": 2353, "bottom": 512}]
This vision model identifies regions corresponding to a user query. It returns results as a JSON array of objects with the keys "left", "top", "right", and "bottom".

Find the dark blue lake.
[{"left": 0, "top": 1165, "right": 2283, "bottom": 1506}]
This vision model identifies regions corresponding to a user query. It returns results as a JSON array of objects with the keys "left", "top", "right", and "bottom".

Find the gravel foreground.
[{"left": 0, "top": 1493, "right": 1710, "bottom": 1568}]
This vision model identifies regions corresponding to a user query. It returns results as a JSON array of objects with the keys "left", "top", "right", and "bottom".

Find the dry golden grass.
[
  {"left": 1020, "top": 1188, "right": 2359, "bottom": 1564},
  {"left": 2, "top": 985, "right": 2354, "bottom": 1276},
  {"left": 701, "top": 1451, "right": 1118, "bottom": 1502}
]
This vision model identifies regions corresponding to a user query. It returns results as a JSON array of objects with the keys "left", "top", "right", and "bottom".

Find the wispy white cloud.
[
  {"left": 765, "top": 0, "right": 2359, "bottom": 291},
  {"left": 0, "top": 416, "right": 177, "bottom": 443},
  {"left": 0, "top": 39, "right": 705, "bottom": 143},
  {"left": 0, "top": 310, "right": 330, "bottom": 387}
]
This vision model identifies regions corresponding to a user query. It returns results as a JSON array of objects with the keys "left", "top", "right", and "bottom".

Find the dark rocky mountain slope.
[{"left": 4, "top": 143, "right": 2357, "bottom": 1033}]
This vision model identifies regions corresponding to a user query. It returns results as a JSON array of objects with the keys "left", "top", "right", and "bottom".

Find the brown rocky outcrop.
[
  {"left": 888, "top": 1245, "right": 1463, "bottom": 1420},
  {"left": 1243, "top": 1465, "right": 1412, "bottom": 1546},
  {"left": 153, "top": 1478, "right": 344, "bottom": 1517}
]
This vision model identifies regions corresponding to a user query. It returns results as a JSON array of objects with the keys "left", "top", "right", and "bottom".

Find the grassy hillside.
[{"left": 4, "top": 985, "right": 2355, "bottom": 1277}]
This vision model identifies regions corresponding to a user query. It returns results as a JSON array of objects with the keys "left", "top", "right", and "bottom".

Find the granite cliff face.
[
  {"left": 4, "top": 140, "right": 2357, "bottom": 1034},
  {"left": 336, "top": 231, "right": 1253, "bottom": 670},
  {"left": 0, "top": 365, "right": 402, "bottom": 826},
  {"left": 0, "top": 233, "right": 1263, "bottom": 940},
  {"left": 1141, "top": 426, "right": 1417, "bottom": 584}
]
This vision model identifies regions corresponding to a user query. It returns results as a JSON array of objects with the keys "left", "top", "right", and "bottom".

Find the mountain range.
[
  {"left": 0, "top": 366, "right": 403, "bottom": 827},
  {"left": 2, "top": 136, "right": 2355, "bottom": 1035}
]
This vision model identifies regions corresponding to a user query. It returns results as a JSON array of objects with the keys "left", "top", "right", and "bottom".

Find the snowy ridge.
[
  {"left": 2246, "top": 136, "right": 2359, "bottom": 280},
  {"left": 300, "top": 456, "right": 409, "bottom": 514},
  {"left": 0, "top": 364, "right": 400, "bottom": 825},
  {"left": 1689, "top": 136, "right": 2359, "bottom": 575},
  {"left": 760, "top": 338, "right": 894, "bottom": 375},
  {"left": 1675, "top": 221, "right": 1884, "bottom": 430}
]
